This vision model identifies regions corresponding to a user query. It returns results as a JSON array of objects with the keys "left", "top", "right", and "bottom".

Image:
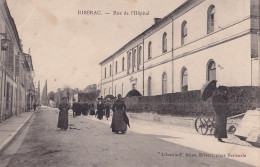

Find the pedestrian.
[
  {"left": 33, "top": 102, "right": 37, "bottom": 111},
  {"left": 72, "top": 100, "right": 83, "bottom": 117},
  {"left": 111, "top": 94, "right": 130, "bottom": 134},
  {"left": 89, "top": 103, "right": 95, "bottom": 115},
  {"left": 82, "top": 101, "right": 89, "bottom": 116},
  {"left": 96, "top": 100, "right": 104, "bottom": 120},
  {"left": 57, "top": 97, "right": 70, "bottom": 130},
  {"left": 212, "top": 86, "right": 228, "bottom": 142},
  {"left": 105, "top": 99, "right": 111, "bottom": 120}
]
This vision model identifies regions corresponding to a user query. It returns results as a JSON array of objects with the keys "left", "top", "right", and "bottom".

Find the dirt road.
[{"left": 0, "top": 107, "right": 253, "bottom": 167}]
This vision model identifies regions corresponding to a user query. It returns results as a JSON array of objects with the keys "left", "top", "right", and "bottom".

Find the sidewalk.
[
  {"left": 0, "top": 110, "right": 34, "bottom": 154},
  {"left": 88, "top": 112, "right": 260, "bottom": 167}
]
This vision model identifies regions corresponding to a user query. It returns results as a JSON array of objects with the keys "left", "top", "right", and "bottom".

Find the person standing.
[
  {"left": 96, "top": 100, "right": 104, "bottom": 120},
  {"left": 57, "top": 97, "right": 70, "bottom": 130},
  {"left": 212, "top": 86, "right": 228, "bottom": 142},
  {"left": 111, "top": 94, "right": 130, "bottom": 134},
  {"left": 72, "top": 100, "right": 83, "bottom": 117},
  {"left": 105, "top": 99, "right": 111, "bottom": 120},
  {"left": 82, "top": 101, "right": 89, "bottom": 116},
  {"left": 89, "top": 103, "right": 95, "bottom": 115},
  {"left": 33, "top": 102, "right": 37, "bottom": 111}
]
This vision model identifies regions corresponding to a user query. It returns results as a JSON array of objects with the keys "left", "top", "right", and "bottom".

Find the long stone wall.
[{"left": 123, "top": 86, "right": 260, "bottom": 117}]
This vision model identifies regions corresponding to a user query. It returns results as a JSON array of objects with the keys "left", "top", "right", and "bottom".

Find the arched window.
[
  {"left": 127, "top": 52, "right": 131, "bottom": 74},
  {"left": 181, "top": 67, "right": 188, "bottom": 92},
  {"left": 109, "top": 64, "right": 112, "bottom": 76},
  {"left": 122, "top": 83, "right": 124, "bottom": 97},
  {"left": 104, "top": 67, "right": 106, "bottom": 78},
  {"left": 132, "top": 49, "right": 136, "bottom": 72},
  {"left": 115, "top": 61, "right": 118, "bottom": 74},
  {"left": 122, "top": 57, "right": 125, "bottom": 71},
  {"left": 137, "top": 46, "right": 142, "bottom": 70},
  {"left": 162, "top": 32, "right": 167, "bottom": 53},
  {"left": 207, "top": 60, "right": 216, "bottom": 81},
  {"left": 162, "top": 73, "right": 167, "bottom": 94},
  {"left": 181, "top": 21, "right": 187, "bottom": 45},
  {"left": 207, "top": 5, "right": 215, "bottom": 34},
  {"left": 148, "top": 41, "right": 152, "bottom": 59},
  {"left": 147, "top": 76, "right": 152, "bottom": 96}
]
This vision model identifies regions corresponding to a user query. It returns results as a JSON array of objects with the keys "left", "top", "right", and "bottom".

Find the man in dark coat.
[
  {"left": 212, "top": 86, "right": 228, "bottom": 142},
  {"left": 96, "top": 100, "right": 104, "bottom": 120},
  {"left": 33, "top": 102, "right": 37, "bottom": 111},
  {"left": 105, "top": 99, "right": 111, "bottom": 120},
  {"left": 72, "top": 100, "right": 83, "bottom": 117},
  {"left": 82, "top": 101, "right": 89, "bottom": 116},
  {"left": 89, "top": 103, "right": 95, "bottom": 115}
]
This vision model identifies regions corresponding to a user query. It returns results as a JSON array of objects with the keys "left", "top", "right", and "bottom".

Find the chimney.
[{"left": 154, "top": 18, "right": 161, "bottom": 24}]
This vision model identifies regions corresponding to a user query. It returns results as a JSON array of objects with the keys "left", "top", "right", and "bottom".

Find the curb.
[{"left": 0, "top": 111, "right": 35, "bottom": 155}]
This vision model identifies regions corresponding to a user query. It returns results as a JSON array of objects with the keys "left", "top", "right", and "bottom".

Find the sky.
[{"left": 7, "top": 0, "right": 185, "bottom": 93}]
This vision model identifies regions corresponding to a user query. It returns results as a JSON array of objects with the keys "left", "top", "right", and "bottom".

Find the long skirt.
[
  {"left": 111, "top": 110, "right": 127, "bottom": 133},
  {"left": 214, "top": 111, "right": 227, "bottom": 138},
  {"left": 97, "top": 110, "right": 103, "bottom": 120},
  {"left": 57, "top": 110, "right": 68, "bottom": 130}
]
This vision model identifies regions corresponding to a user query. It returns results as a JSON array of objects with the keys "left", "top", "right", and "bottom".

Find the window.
[
  {"left": 147, "top": 76, "right": 151, "bottom": 96},
  {"left": 162, "top": 32, "right": 167, "bottom": 53},
  {"left": 115, "top": 61, "right": 118, "bottom": 74},
  {"left": 148, "top": 41, "right": 152, "bottom": 59},
  {"left": 162, "top": 72, "right": 167, "bottom": 94},
  {"left": 132, "top": 84, "right": 136, "bottom": 90},
  {"left": 122, "top": 83, "right": 124, "bottom": 97},
  {"left": 104, "top": 67, "right": 106, "bottom": 78},
  {"left": 137, "top": 46, "right": 142, "bottom": 70},
  {"left": 207, "top": 5, "right": 215, "bottom": 34},
  {"left": 181, "top": 67, "right": 188, "bottom": 92},
  {"left": 127, "top": 52, "right": 131, "bottom": 74},
  {"left": 207, "top": 60, "right": 216, "bottom": 81},
  {"left": 181, "top": 21, "right": 187, "bottom": 45},
  {"left": 122, "top": 57, "right": 125, "bottom": 71},
  {"left": 132, "top": 49, "right": 136, "bottom": 72},
  {"left": 115, "top": 85, "right": 117, "bottom": 97},
  {"left": 110, "top": 64, "right": 111, "bottom": 76}
]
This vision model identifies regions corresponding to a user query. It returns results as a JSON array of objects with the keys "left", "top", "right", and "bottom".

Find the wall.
[{"left": 124, "top": 86, "right": 260, "bottom": 117}]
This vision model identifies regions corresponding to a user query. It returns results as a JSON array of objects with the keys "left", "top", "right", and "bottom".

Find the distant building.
[
  {"left": 41, "top": 80, "right": 48, "bottom": 106},
  {"left": 100, "top": 0, "right": 259, "bottom": 97}
]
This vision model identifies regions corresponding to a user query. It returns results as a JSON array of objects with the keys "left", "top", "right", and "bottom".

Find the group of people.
[
  {"left": 72, "top": 101, "right": 96, "bottom": 117},
  {"left": 57, "top": 85, "right": 228, "bottom": 140},
  {"left": 57, "top": 94, "right": 130, "bottom": 134}
]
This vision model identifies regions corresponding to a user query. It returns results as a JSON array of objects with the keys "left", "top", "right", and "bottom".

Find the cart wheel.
[{"left": 195, "top": 118, "right": 209, "bottom": 135}]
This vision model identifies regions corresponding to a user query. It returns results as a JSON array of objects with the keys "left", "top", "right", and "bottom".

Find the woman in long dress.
[
  {"left": 96, "top": 100, "right": 104, "bottom": 120},
  {"left": 212, "top": 86, "right": 228, "bottom": 142},
  {"left": 111, "top": 94, "right": 129, "bottom": 134},
  {"left": 57, "top": 97, "right": 70, "bottom": 130}
]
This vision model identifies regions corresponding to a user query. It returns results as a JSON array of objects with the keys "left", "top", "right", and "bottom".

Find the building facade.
[
  {"left": 0, "top": 0, "right": 35, "bottom": 122},
  {"left": 100, "top": 0, "right": 260, "bottom": 98}
]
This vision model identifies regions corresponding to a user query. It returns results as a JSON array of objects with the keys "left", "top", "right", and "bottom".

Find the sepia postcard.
[{"left": 0, "top": 0, "right": 259, "bottom": 166}]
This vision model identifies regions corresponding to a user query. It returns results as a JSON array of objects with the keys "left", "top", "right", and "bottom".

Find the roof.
[
  {"left": 99, "top": 0, "right": 193, "bottom": 65},
  {"left": 3, "top": 2, "right": 23, "bottom": 51}
]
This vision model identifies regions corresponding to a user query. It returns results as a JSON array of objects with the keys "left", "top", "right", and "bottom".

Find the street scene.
[{"left": 0, "top": 0, "right": 260, "bottom": 167}]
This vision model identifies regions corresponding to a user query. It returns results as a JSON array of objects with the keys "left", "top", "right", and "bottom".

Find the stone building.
[
  {"left": 0, "top": 0, "right": 35, "bottom": 122},
  {"left": 100, "top": 0, "right": 260, "bottom": 97}
]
